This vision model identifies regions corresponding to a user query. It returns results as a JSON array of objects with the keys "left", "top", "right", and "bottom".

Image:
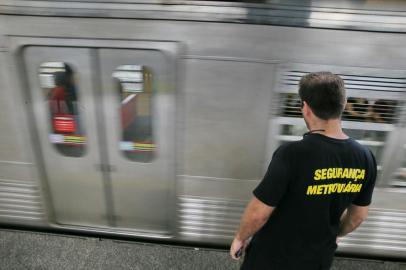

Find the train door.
[
  {"left": 23, "top": 46, "right": 176, "bottom": 235},
  {"left": 98, "top": 49, "right": 175, "bottom": 233},
  {"left": 23, "top": 47, "right": 107, "bottom": 227}
]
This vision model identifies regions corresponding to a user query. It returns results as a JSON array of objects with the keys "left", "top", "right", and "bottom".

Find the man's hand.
[
  {"left": 229, "top": 197, "right": 274, "bottom": 260},
  {"left": 230, "top": 237, "right": 247, "bottom": 260}
]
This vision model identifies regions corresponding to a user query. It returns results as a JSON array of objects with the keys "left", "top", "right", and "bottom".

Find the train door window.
[
  {"left": 39, "top": 62, "right": 86, "bottom": 157},
  {"left": 113, "top": 65, "right": 155, "bottom": 162}
]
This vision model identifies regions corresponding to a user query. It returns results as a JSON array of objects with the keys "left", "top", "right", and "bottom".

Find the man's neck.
[{"left": 308, "top": 119, "right": 348, "bottom": 139}]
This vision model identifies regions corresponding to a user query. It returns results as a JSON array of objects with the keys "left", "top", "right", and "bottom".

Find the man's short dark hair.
[{"left": 298, "top": 72, "right": 346, "bottom": 120}]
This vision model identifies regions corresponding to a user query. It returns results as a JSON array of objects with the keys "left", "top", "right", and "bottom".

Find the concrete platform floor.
[{"left": 1, "top": 229, "right": 406, "bottom": 270}]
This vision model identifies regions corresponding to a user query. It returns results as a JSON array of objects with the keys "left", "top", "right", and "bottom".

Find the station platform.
[{"left": 1, "top": 229, "right": 405, "bottom": 270}]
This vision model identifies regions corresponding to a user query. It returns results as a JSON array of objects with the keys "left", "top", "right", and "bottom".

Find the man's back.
[
  {"left": 242, "top": 133, "right": 377, "bottom": 269},
  {"left": 230, "top": 72, "right": 377, "bottom": 270}
]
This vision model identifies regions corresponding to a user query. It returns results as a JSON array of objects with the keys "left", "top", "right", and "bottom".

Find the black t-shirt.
[{"left": 241, "top": 133, "right": 377, "bottom": 270}]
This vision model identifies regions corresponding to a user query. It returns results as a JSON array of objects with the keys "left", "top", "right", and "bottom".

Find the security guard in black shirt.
[{"left": 230, "top": 72, "right": 377, "bottom": 270}]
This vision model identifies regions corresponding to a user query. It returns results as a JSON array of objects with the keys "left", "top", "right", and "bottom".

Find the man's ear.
[{"left": 302, "top": 101, "right": 310, "bottom": 116}]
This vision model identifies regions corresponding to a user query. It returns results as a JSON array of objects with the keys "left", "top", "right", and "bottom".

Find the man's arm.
[
  {"left": 337, "top": 204, "right": 369, "bottom": 238},
  {"left": 230, "top": 197, "right": 275, "bottom": 260}
]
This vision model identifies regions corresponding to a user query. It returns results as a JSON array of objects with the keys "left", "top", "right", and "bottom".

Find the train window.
[
  {"left": 279, "top": 93, "right": 401, "bottom": 124},
  {"left": 272, "top": 68, "right": 406, "bottom": 185},
  {"left": 114, "top": 65, "right": 155, "bottom": 163},
  {"left": 39, "top": 62, "right": 86, "bottom": 157},
  {"left": 276, "top": 92, "right": 401, "bottom": 171}
]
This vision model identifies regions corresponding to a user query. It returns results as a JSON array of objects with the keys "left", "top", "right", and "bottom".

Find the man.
[{"left": 230, "top": 72, "right": 377, "bottom": 270}]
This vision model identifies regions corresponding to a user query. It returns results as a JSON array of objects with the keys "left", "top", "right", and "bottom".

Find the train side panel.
[
  {"left": 0, "top": 13, "right": 405, "bottom": 257},
  {"left": 0, "top": 35, "right": 47, "bottom": 226}
]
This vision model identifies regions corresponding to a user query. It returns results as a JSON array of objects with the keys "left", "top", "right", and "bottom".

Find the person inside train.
[
  {"left": 49, "top": 71, "right": 69, "bottom": 115},
  {"left": 64, "top": 64, "right": 78, "bottom": 116},
  {"left": 369, "top": 99, "right": 397, "bottom": 124},
  {"left": 230, "top": 72, "right": 377, "bottom": 270},
  {"left": 48, "top": 67, "right": 82, "bottom": 137},
  {"left": 343, "top": 97, "right": 370, "bottom": 121}
]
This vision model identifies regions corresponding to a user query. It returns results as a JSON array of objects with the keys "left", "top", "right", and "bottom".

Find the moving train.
[{"left": 0, "top": 0, "right": 406, "bottom": 259}]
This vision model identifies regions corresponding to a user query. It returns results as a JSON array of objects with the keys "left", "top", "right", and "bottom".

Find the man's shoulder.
[
  {"left": 273, "top": 140, "right": 307, "bottom": 159},
  {"left": 275, "top": 140, "right": 300, "bottom": 153},
  {"left": 278, "top": 137, "right": 312, "bottom": 150},
  {"left": 345, "top": 138, "right": 375, "bottom": 158}
]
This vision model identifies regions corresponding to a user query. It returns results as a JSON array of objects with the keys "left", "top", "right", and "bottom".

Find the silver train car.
[{"left": 0, "top": 0, "right": 406, "bottom": 259}]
